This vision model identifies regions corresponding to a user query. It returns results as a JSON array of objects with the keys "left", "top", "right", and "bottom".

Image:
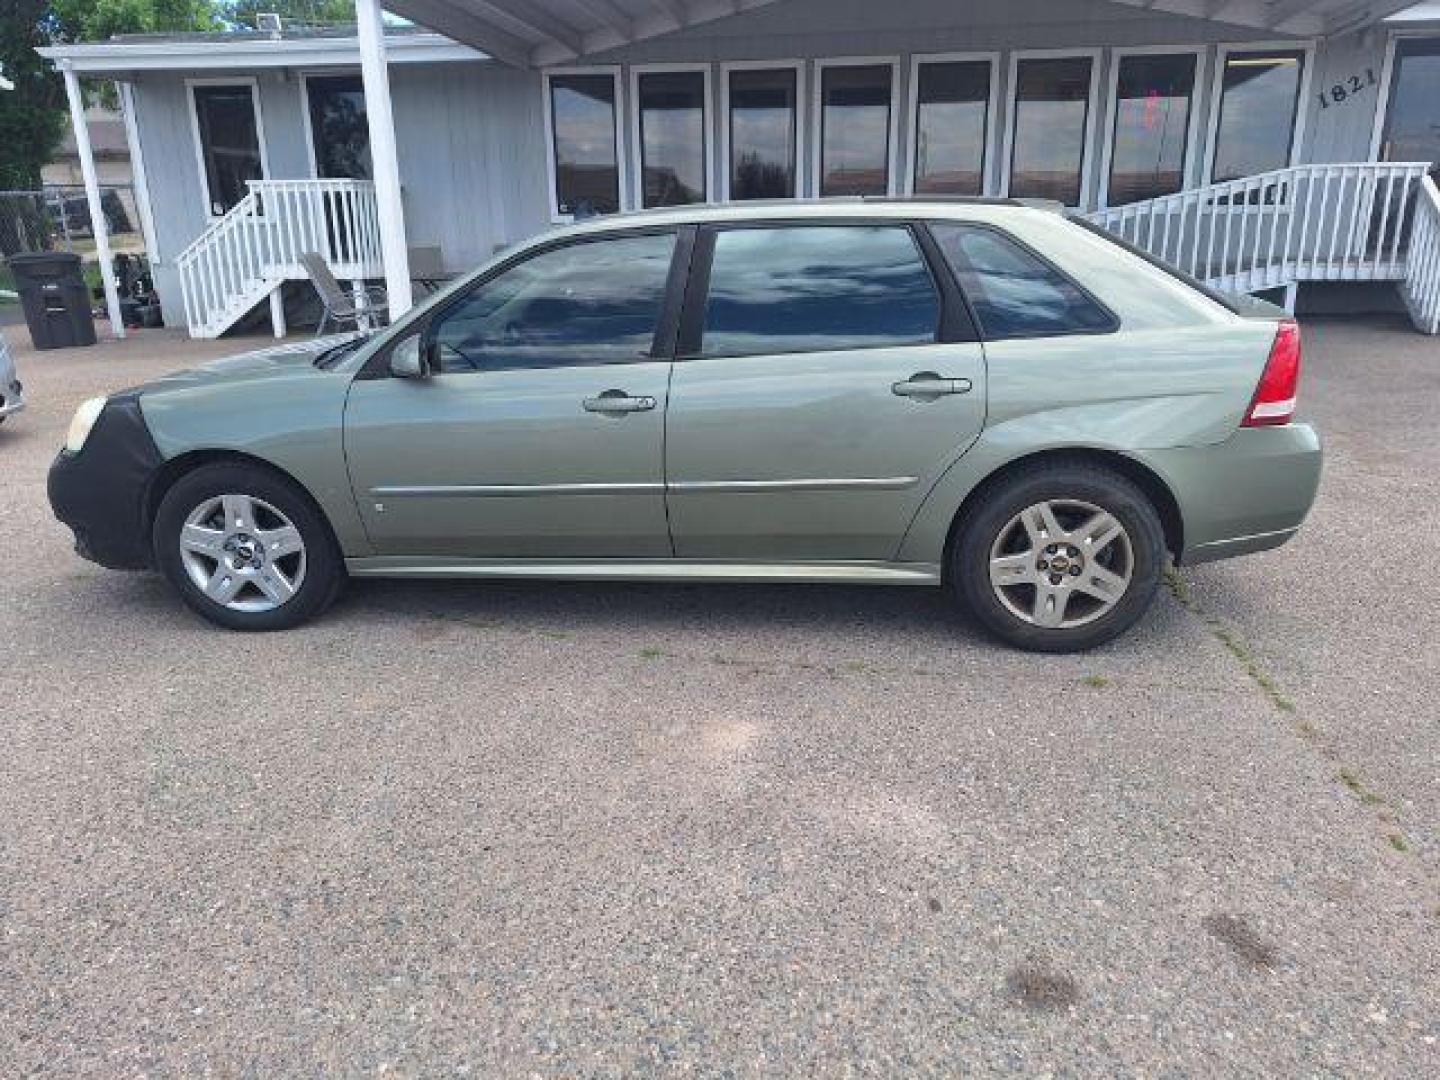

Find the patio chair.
[{"left": 299, "top": 251, "right": 388, "bottom": 336}]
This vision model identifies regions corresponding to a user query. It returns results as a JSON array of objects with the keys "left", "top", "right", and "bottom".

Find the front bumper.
[
  {"left": 0, "top": 378, "right": 23, "bottom": 419},
  {"left": 1133, "top": 423, "right": 1322, "bottom": 566},
  {"left": 47, "top": 393, "right": 163, "bottom": 570}
]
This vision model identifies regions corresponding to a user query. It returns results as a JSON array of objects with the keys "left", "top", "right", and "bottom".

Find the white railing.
[
  {"left": 1401, "top": 176, "right": 1440, "bottom": 335},
  {"left": 176, "top": 178, "right": 382, "bottom": 338},
  {"left": 1085, "top": 163, "right": 1437, "bottom": 324}
]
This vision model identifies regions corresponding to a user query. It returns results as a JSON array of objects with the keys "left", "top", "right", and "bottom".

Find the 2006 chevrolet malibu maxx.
[{"left": 48, "top": 200, "right": 1321, "bottom": 651}]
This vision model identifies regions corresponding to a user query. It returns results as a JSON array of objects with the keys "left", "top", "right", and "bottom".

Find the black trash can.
[{"left": 6, "top": 252, "right": 97, "bottom": 349}]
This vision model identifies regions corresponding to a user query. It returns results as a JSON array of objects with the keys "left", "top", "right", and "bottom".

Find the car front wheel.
[
  {"left": 152, "top": 462, "right": 343, "bottom": 631},
  {"left": 951, "top": 464, "right": 1165, "bottom": 652}
]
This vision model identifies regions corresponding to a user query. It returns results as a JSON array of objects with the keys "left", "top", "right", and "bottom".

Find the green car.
[{"left": 48, "top": 200, "right": 1320, "bottom": 651}]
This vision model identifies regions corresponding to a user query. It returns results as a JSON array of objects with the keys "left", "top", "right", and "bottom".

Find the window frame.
[
  {"left": 1098, "top": 46, "right": 1207, "bottom": 209},
  {"left": 1000, "top": 48, "right": 1104, "bottom": 209},
  {"left": 811, "top": 56, "right": 903, "bottom": 198},
  {"left": 675, "top": 218, "right": 976, "bottom": 362},
  {"left": 300, "top": 68, "right": 367, "bottom": 181},
  {"left": 718, "top": 59, "right": 808, "bottom": 202},
  {"left": 361, "top": 224, "right": 695, "bottom": 380},
  {"left": 185, "top": 76, "right": 270, "bottom": 221},
  {"left": 1202, "top": 40, "right": 1316, "bottom": 185},
  {"left": 924, "top": 220, "right": 1120, "bottom": 342},
  {"left": 542, "top": 65, "right": 629, "bottom": 224},
  {"left": 628, "top": 63, "right": 715, "bottom": 210},
  {"left": 904, "top": 51, "right": 1002, "bottom": 198}
]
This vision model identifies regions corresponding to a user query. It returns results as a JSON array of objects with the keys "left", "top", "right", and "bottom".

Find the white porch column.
[
  {"left": 355, "top": 0, "right": 413, "bottom": 317},
  {"left": 62, "top": 65, "right": 125, "bottom": 339}
]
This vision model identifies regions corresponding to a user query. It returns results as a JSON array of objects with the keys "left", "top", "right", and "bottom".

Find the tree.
[{"left": 0, "top": 1, "right": 66, "bottom": 191}]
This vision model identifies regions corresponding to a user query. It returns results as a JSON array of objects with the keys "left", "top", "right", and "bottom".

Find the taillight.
[{"left": 1242, "top": 318, "right": 1301, "bottom": 427}]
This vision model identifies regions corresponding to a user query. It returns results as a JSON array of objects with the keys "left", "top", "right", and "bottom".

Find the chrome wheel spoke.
[
  {"left": 257, "top": 524, "right": 303, "bottom": 559},
  {"left": 253, "top": 566, "right": 297, "bottom": 605},
  {"left": 222, "top": 493, "right": 255, "bottom": 532},
  {"left": 989, "top": 551, "right": 1037, "bottom": 589},
  {"left": 1031, "top": 585, "right": 1071, "bottom": 628},
  {"left": 1020, "top": 501, "right": 1065, "bottom": 547},
  {"left": 204, "top": 566, "right": 244, "bottom": 604},
  {"left": 1075, "top": 563, "right": 1129, "bottom": 603},
  {"left": 1075, "top": 510, "right": 1123, "bottom": 554},
  {"left": 180, "top": 523, "right": 225, "bottom": 556}
]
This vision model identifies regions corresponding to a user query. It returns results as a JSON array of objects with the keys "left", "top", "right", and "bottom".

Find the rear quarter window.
[{"left": 930, "top": 222, "right": 1116, "bottom": 340}]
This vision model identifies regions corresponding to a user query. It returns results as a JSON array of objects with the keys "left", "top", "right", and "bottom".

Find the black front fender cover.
[{"left": 47, "top": 392, "right": 163, "bottom": 570}]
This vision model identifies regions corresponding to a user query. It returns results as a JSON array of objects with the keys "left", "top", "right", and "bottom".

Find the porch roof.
[
  {"left": 36, "top": 27, "right": 485, "bottom": 75},
  {"left": 384, "top": 0, "right": 1427, "bottom": 68}
]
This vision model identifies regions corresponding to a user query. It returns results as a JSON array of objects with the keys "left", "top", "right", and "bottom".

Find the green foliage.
[
  {"left": 1, "top": 1, "right": 66, "bottom": 189},
  {"left": 221, "top": 0, "right": 356, "bottom": 28}
]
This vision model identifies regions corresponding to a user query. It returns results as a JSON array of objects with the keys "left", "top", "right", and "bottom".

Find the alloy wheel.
[
  {"left": 178, "top": 493, "right": 307, "bottom": 613},
  {"left": 988, "top": 498, "right": 1134, "bottom": 629}
]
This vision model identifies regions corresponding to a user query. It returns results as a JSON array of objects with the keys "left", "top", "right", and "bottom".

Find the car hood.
[{"left": 137, "top": 334, "right": 365, "bottom": 393}]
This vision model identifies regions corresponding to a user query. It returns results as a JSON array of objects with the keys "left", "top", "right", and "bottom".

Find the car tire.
[
  {"left": 152, "top": 462, "right": 344, "bottom": 631},
  {"left": 950, "top": 463, "right": 1166, "bottom": 653}
]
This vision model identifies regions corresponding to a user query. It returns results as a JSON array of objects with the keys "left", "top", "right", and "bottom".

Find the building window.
[
  {"left": 1378, "top": 37, "right": 1440, "bottom": 167},
  {"left": 546, "top": 71, "right": 622, "bottom": 218},
  {"left": 635, "top": 69, "right": 709, "bottom": 208},
  {"left": 726, "top": 67, "right": 799, "bottom": 200},
  {"left": 306, "top": 74, "right": 370, "bottom": 180},
  {"left": 1107, "top": 53, "right": 1197, "bottom": 205},
  {"left": 1210, "top": 49, "right": 1307, "bottom": 183},
  {"left": 911, "top": 58, "right": 992, "bottom": 195},
  {"left": 1008, "top": 55, "right": 1095, "bottom": 206},
  {"left": 817, "top": 62, "right": 896, "bottom": 196},
  {"left": 190, "top": 83, "right": 264, "bottom": 216},
  {"left": 700, "top": 226, "right": 938, "bottom": 358}
]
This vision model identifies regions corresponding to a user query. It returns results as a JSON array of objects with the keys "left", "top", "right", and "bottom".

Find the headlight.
[{"left": 64, "top": 396, "right": 107, "bottom": 455}]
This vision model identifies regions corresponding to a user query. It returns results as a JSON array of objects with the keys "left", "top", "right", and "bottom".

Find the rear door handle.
[
  {"left": 892, "top": 372, "right": 973, "bottom": 398},
  {"left": 583, "top": 390, "right": 657, "bottom": 414}
]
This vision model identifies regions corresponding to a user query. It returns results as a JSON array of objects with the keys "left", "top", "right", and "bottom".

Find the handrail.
[
  {"left": 175, "top": 178, "right": 381, "bottom": 338},
  {"left": 1402, "top": 175, "right": 1440, "bottom": 335},
  {"left": 1084, "top": 162, "right": 1440, "bottom": 332}
]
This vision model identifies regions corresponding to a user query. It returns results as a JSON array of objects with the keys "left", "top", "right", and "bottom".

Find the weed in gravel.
[
  {"left": 1080, "top": 674, "right": 1111, "bottom": 688},
  {"left": 639, "top": 647, "right": 666, "bottom": 659}
]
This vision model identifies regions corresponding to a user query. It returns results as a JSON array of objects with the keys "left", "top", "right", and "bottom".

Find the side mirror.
[{"left": 389, "top": 334, "right": 427, "bottom": 379}]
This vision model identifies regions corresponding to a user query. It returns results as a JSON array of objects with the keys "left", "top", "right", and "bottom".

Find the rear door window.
[
  {"left": 698, "top": 225, "right": 939, "bottom": 358},
  {"left": 930, "top": 222, "right": 1115, "bottom": 339}
]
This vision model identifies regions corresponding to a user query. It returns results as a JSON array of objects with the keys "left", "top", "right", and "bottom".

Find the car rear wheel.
[
  {"left": 152, "top": 462, "right": 343, "bottom": 631},
  {"left": 951, "top": 464, "right": 1165, "bottom": 652}
]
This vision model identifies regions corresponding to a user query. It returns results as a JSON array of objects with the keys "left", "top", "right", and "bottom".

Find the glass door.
[{"left": 1380, "top": 38, "right": 1440, "bottom": 178}]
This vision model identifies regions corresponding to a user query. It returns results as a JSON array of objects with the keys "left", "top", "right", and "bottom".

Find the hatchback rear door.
[{"left": 663, "top": 221, "right": 986, "bottom": 561}]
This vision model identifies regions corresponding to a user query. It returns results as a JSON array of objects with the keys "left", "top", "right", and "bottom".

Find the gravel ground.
[{"left": 1, "top": 321, "right": 1436, "bottom": 1076}]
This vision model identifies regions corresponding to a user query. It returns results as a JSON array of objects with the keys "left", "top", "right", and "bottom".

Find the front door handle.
[
  {"left": 583, "top": 389, "right": 657, "bottom": 414},
  {"left": 892, "top": 372, "right": 973, "bottom": 399}
]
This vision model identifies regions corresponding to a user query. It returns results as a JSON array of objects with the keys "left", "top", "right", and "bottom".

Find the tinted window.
[
  {"left": 913, "top": 60, "right": 991, "bottom": 196},
  {"left": 1108, "top": 54, "right": 1196, "bottom": 205},
  {"left": 431, "top": 233, "right": 675, "bottom": 373},
  {"left": 307, "top": 74, "right": 370, "bottom": 180},
  {"left": 819, "top": 64, "right": 894, "bottom": 196},
  {"left": 700, "top": 226, "right": 939, "bottom": 357},
  {"left": 1009, "top": 57, "right": 1093, "bottom": 206},
  {"left": 549, "top": 74, "right": 620, "bottom": 216},
  {"left": 638, "top": 70, "right": 708, "bottom": 207},
  {"left": 931, "top": 223, "right": 1113, "bottom": 339},
  {"left": 1211, "top": 50, "right": 1305, "bottom": 183},
  {"left": 728, "top": 68, "right": 798, "bottom": 199},
  {"left": 192, "top": 84, "right": 263, "bottom": 215}
]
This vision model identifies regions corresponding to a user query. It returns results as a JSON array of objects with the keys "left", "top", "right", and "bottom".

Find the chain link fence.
[{"left": 1, "top": 185, "right": 147, "bottom": 301}]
